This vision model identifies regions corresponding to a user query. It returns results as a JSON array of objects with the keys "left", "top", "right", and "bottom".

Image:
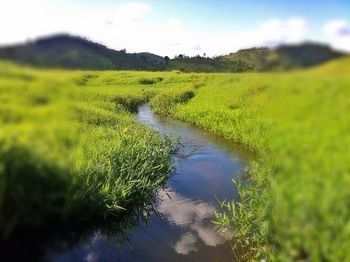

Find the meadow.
[
  {"left": 0, "top": 62, "right": 182, "bottom": 238},
  {"left": 1, "top": 58, "right": 350, "bottom": 261},
  {"left": 163, "top": 59, "right": 350, "bottom": 261}
]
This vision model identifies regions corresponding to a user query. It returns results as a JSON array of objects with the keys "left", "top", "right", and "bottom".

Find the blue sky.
[{"left": 1, "top": 0, "right": 350, "bottom": 56}]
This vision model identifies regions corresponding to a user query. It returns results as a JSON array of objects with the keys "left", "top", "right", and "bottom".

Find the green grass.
[
  {"left": 1, "top": 58, "right": 349, "bottom": 261},
  {"left": 0, "top": 62, "right": 182, "bottom": 236},
  {"left": 152, "top": 66, "right": 350, "bottom": 261}
]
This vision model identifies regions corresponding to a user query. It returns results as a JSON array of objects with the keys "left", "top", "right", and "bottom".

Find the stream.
[{"left": 48, "top": 104, "right": 247, "bottom": 261}]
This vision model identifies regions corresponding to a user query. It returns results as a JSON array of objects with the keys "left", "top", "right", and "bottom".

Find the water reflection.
[
  {"left": 45, "top": 104, "right": 246, "bottom": 261},
  {"left": 157, "top": 189, "right": 225, "bottom": 255}
]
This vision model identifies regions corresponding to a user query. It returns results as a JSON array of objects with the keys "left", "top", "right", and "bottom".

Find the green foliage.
[
  {"left": 167, "top": 44, "right": 345, "bottom": 73},
  {"left": 0, "top": 34, "right": 166, "bottom": 71},
  {"left": 138, "top": 77, "right": 164, "bottom": 85},
  {"left": 214, "top": 162, "right": 272, "bottom": 261},
  {"left": 148, "top": 62, "right": 350, "bottom": 261},
  {"left": 150, "top": 90, "right": 195, "bottom": 115},
  {"left": 0, "top": 35, "right": 344, "bottom": 73},
  {"left": 0, "top": 62, "right": 177, "bottom": 236},
  {"left": 1, "top": 58, "right": 350, "bottom": 261}
]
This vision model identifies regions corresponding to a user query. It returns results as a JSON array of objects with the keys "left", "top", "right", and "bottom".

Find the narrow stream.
[{"left": 49, "top": 104, "right": 247, "bottom": 262}]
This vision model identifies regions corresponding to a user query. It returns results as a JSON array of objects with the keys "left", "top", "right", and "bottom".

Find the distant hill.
[
  {"left": 164, "top": 55, "right": 235, "bottom": 73},
  {"left": 0, "top": 34, "right": 165, "bottom": 70},
  {"left": 275, "top": 43, "right": 345, "bottom": 68},
  {"left": 167, "top": 43, "right": 345, "bottom": 72},
  {"left": 219, "top": 47, "right": 278, "bottom": 71},
  {"left": 310, "top": 56, "right": 350, "bottom": 75},
  {"left": 0, "top": 34, "right": 345, "bottom": 72}
]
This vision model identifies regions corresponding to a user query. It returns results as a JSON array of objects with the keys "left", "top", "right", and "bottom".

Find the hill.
[
  {"left": 0, "top": 35, "right": 345, "bottom": 72},
  {"left": 220, "top": 47, "right": 278, "bottom": 71},
  {"left": 309, "top": 56, "right": 350, "bottom": 75},
  {"left": 167, "top": 43, "right": 345, "bottom": 72},
  {"left": 0, "top": 34, "right": 165, "bottom": 70}
]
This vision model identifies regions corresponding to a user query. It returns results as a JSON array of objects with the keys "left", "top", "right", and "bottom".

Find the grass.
[
  {"left": 153, "top": 65, "right": 350, "bottom": 261},
  {"left": 0, "top": 62, "right": 181, "bottom": 238},
  {"left": 1, "top": 58, "right": 350, "bottom": 261}
]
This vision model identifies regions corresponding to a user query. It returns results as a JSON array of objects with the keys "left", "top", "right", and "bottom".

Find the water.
[{"left": 35, "top": 104, "right": 246, "bottom": 261}]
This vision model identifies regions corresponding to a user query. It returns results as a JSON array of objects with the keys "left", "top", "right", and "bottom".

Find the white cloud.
[
  {"left": 0, "top": 1, "right": 312, "bottom": 57},
  {"left": 174, "top": 17, "right": 309, "bottom": 56},
  {"left": 255, "top": 17, "right": 309, "bottom": 46},
  {"left": 166, "top": 18, "right": 183, "bottom": 31},
  {"left": 324, "top": 20, "right": 350, "bottom": 51},
  {"left": 157, "top": 17, "right": 309, "bottom": 57},
  {"left": 324, "top": 20, "right": 350, "bottom": 37},
  {"left": 116, "top": 1, "right": 151, "bottom": 21}
]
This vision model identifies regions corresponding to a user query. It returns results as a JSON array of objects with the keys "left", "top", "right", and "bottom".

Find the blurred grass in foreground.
[
  {"left": 1, "top": 57, "right": 350, "bottom": 261},
  {"left": 0, "top": 62, "right": 183, "bottom": 238},
  {"left": 150, "top": 58, "right": 350, "bottom": 261}
]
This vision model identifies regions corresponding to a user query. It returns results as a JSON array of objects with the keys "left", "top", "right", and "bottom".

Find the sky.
[{"left": 0, "top": 0, "right": 349, "bottom": 57}]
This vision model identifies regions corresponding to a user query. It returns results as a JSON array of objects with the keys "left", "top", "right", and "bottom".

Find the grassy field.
[
  {"left": 159, "top": 61, "right": 350, "bottom": 261},
  {"left": 1, "top": 58, "right": 350, "bottom": 261},
  {"left": 0, "top": 62, "right": 183, "bottom": 237},
  {"left": 150, "top": 60, "right": 350, "bottom": 261}
]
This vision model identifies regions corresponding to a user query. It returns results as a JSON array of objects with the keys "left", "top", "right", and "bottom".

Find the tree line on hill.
[{"left": 0, "top": 34, "right": 345, "bottom": 72}]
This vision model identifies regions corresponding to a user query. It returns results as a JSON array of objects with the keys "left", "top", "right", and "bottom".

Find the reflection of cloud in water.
[
  {"left": 157, "top": 190, "right": 213, "bottom": 226},
  {"left": 191, "top": 224, "right": 223, "bottom": 247},
  {"left": 156, "top": 189, "right": 225, "bottom": 255},
  {"left": 85, "top": 252, "right": 98, "bottom": 262},
  {"left": 174, "top": 232, "right": 198, "bottom": 255}
]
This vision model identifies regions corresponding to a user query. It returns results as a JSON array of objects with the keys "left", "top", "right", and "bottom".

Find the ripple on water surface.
[{"left": 49, "top": 104, "right": 247, "bottom": 262}]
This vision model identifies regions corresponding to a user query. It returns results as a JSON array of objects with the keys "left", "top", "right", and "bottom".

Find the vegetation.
[
  {"left": 0, "top": 34, "right": 344, "bottom": 72},
  {"left": 149, "top": 58, "right": 350, "bottom": 260},
  {"left": 0, "top": 62, "right": 181, "bottom": 238},
  {"left": 167, "top": 43, "right": 344, "bottom": 73},
  {"left": 1, "top": 56, "right": 350, "bottom": 261},
  {"left": 0, "top": 34, "right": 165, "bottom": 70}
]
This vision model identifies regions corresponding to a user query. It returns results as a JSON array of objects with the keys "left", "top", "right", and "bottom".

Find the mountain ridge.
[
  {"left": 0, "top": 34, "right": 165, "bottom": 70},
  {"left": 0, "top": 34, "right": 346, "bottom": 72}
]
